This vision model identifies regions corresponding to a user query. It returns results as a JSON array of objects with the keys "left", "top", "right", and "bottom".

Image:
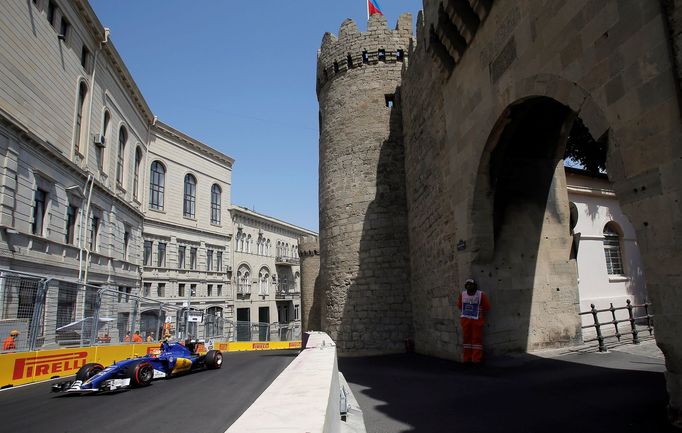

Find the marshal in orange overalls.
[{"left": 456, "top": 282, "right": 490, "bottom": 363}]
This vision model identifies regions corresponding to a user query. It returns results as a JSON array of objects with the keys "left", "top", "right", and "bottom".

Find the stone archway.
[{"left": 469, "top": 95, "right": 582, "bottom": 353}]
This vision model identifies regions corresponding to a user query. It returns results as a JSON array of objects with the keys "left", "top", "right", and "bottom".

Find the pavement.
[
  {"left": 339, "top": 337, "right": 677, "bottom": 433},
  {"left": 0, "top": 349, "right": 298, "bottom": 433}
]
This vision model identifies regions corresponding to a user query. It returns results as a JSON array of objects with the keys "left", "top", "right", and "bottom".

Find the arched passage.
[{"left": 471, "top": 96, "right": 583, "bottom": 352}]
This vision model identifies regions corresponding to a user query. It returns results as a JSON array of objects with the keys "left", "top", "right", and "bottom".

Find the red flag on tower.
[{"left": 368, "top": 0, "right": 383, "bottom": 18}]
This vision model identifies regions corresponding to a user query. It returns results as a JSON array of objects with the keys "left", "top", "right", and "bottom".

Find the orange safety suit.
[
  {"left": 457, "top": 289, "right": 491, "bottom": 363},
  {"left": 132, "top": 333, "right": 143, "bottom": 343},
  {"left": 3, "top": 336, "right": 17, "bottom": 351}
]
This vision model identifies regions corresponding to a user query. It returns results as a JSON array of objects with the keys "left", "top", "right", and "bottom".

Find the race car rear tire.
[
  {"left": 205, "top": 350, "right": 223, "bottom": 369},
  {"left": 128, "top": 361, "right": 154, "bottom": 387},
  {"left": 75, "top": 363, "right": 104, "bottom": 381}
]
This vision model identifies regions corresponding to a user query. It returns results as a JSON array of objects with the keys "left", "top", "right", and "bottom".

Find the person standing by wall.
[{"left": 457, "top": 279, "right": 490, "bottom": 364}]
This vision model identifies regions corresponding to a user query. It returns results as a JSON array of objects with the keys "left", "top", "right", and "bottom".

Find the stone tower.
[
  {"left": 316, "top": 14, "right": 414, "bottom": 354},
  {"left": 298, "top": 235, "right": 321, "bottom": 332}
]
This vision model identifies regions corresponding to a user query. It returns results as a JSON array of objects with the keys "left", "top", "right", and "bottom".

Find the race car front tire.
[
  {"left": 205, "top": 350, "right": 223, "bottom": 369},
  {"left": 75, "top": 363, "right": 104, "bottom": 381},
  {"left": 128, "top": 361, "right": 154, "bottom": 387}
]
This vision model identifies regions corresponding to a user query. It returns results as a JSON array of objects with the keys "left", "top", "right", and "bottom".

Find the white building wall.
[{"left": 567, "top": 170, "right": 647, "bottom": 326}]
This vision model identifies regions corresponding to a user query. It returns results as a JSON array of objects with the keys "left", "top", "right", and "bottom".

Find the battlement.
[
  {"left": 316, "top": 13, "right": 414, "bottom": 93},
  {"left": 298, "top": 235, "right": 319, "bottom": 257}
]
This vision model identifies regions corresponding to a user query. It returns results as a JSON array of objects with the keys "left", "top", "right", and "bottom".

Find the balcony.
[
  {"left": 276, "top": 283, "right": 299, "bottom": 299},
  {"left": 275, "top": 256, "right": 300, "bottom": 266},
  {"left": 237, "top": 284, "right": 251, "bottom": 296}
]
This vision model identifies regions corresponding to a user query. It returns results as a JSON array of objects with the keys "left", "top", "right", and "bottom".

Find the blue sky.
[{"left": 89, "top": 1, "right": 424, "bottom": 232}]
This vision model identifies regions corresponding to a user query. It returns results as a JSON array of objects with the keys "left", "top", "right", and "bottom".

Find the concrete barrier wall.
[{"left": 226, "top": 332, "right": 342, "bottom": 433}]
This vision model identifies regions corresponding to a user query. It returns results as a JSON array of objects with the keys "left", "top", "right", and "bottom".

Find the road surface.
[{"left": 0, "top": 349, "right": 298, "bottom": 433}]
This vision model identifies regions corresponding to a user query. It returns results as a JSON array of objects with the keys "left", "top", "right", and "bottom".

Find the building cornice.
[
  {"left": 230, "top": 206, "right": 317, "bottom": 236},
  {"left": 566, "top": 184, "right": 616, "bottom": 198},
  {"left": 74, "top": 0, "right": 155, "bottom": 126},
  {"left": 143, "top": 217, "right": 232, "bottom": 240},
  {"left": 152, "top": 121, "right": 234, "bottom": 169}
]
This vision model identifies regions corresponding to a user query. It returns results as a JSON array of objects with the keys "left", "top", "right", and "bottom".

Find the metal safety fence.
[
  {"left": 0, "top": 270, "right": 187, "bottom": 352},
  {"left": 231, "top": 320, "right": 301, "bottom": 342},
  {"left": 0, "top": 270, "right": 301, "bottom": 352},
  {"left": 580, "top": 299, "right": 654, "bottom": 352}
]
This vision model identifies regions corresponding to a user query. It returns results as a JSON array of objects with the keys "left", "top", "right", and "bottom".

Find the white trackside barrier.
[{"left": 226, "top": 332, "right": 365, "bottom": 433}]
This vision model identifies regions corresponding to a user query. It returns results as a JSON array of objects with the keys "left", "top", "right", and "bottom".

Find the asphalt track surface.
[
  {"left": 0, "top": 349, "right": 299, "bottom": 433},
  {"left": 339, "top": 345, "right": 678, "bottom": 433}
]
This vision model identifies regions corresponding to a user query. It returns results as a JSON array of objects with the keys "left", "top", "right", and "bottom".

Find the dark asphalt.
[
  {"left": 0, "top": 350, "right": 298, "bottom": 433},
  {"left": 339, "top": 348, "right": 677, "bottom": 433}
]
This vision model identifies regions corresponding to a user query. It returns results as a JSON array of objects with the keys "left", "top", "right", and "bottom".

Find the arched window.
[
  {"left": 133, "top": 147, "right": 142, "bottom": 200},
  {"left": 266, "top": 239, "right": 271, "bottom": 256},
  {"left": 149, "top": 161, "right": 165, "bottom": 210},
  {"left": 246, "top": 234, "right": 252, "bottom": 253},
  {"left": 211, "top": 184, "right": 221, "bottom": 224},
  {"left": 74, "top": 81, "right": 88, "bottom": 154},
  {"left": 237, "top": 230, "right": 244, "bottom": 252},
  {"left": 183, "top": 174, "right": 196, "bottom": 218},
  {"left": 237, "top": 265, "right": 251, "bottom": 294},
  {"left": 259, "top": 267, "right": 270, "bottom": 295},
  {"left": 116, "top": 126, "right": 127, "bottom": 185},
  {"left": 603, "top": 222, "right": 624, "bottom": 275},
  {"left": 257, "top": 235, "right": 264, "bottom": 255}
]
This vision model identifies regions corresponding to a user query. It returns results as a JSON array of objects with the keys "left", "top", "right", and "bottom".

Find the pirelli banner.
[
  {"left": 217, "top": 341, "right": 302, "bottom": 352},
  {"left": 0, "top": 344, "right": 159, "bottom": 388},
  {"left": 0, "top": 340, "right": 302, "bottom": 388}
]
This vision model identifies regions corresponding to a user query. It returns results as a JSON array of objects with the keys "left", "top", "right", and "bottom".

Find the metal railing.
[
  {"left": 275, "top": 256, "right": 300, "bottom": 266},
  {"left": 580, "top": 299, "right": 654, "bottom": 352},
  {"left": 231, "top": 320, "right": 301, "bottom": 342},
  {"left": 276, "top": 283, "right": 299, "bottom": 297}
]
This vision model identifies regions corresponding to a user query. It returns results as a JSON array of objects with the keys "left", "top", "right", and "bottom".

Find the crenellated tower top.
[{"left": 316, "top": 13, "right": 413, "bottom": 94}]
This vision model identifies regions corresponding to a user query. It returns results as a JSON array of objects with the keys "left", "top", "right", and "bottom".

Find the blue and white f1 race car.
[{"left": 51, "top": 341, "right": 223, "bottom": 394}]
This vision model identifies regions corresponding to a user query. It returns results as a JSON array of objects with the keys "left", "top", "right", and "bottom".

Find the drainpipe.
[
  {"left": 77, "top": 174, "right": 92, "bottom": 282},
  {"left": 79, "top": 29, "right": 109, "bottom": 286},
  {"left": 83, "top": 28, "right": 110, "bottom": 165},
  {"left": 82, "top": 176, "right": 95, "bottom": 285}
]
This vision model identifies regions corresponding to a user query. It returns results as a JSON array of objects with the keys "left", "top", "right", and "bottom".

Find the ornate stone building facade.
[
  {"left": 231, "top": 206, "right": 315, "bottom": 340},
  {"left": 314, "top": 1, "right": 682, "bottom": 423}
]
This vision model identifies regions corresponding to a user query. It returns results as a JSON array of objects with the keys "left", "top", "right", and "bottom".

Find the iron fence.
[{"left": 580, "top": 299, "right": 654, "bottom": 352}]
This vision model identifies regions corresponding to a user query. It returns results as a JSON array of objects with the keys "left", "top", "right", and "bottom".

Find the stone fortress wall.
[{"left": 312, "top": 0, "right": 682, "bottom": 423}]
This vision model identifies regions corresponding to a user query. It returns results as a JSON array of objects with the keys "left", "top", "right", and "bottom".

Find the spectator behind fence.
[
  {"left": 123, "top": 331, "right": 131, "bottom": 343},
  {"left": 3, "top": 330, "right": 19, "bottom": 351},
  {"left": 132, "top": 331, "right": 143, "bottom": 343},
  {"left": 146, "top": 332, "right": 155, "bottom": 342}
]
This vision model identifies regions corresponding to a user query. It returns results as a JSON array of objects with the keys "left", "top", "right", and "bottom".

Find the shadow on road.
[{"left": 339, "top": 351, "right": 676, "bottom": 433}]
